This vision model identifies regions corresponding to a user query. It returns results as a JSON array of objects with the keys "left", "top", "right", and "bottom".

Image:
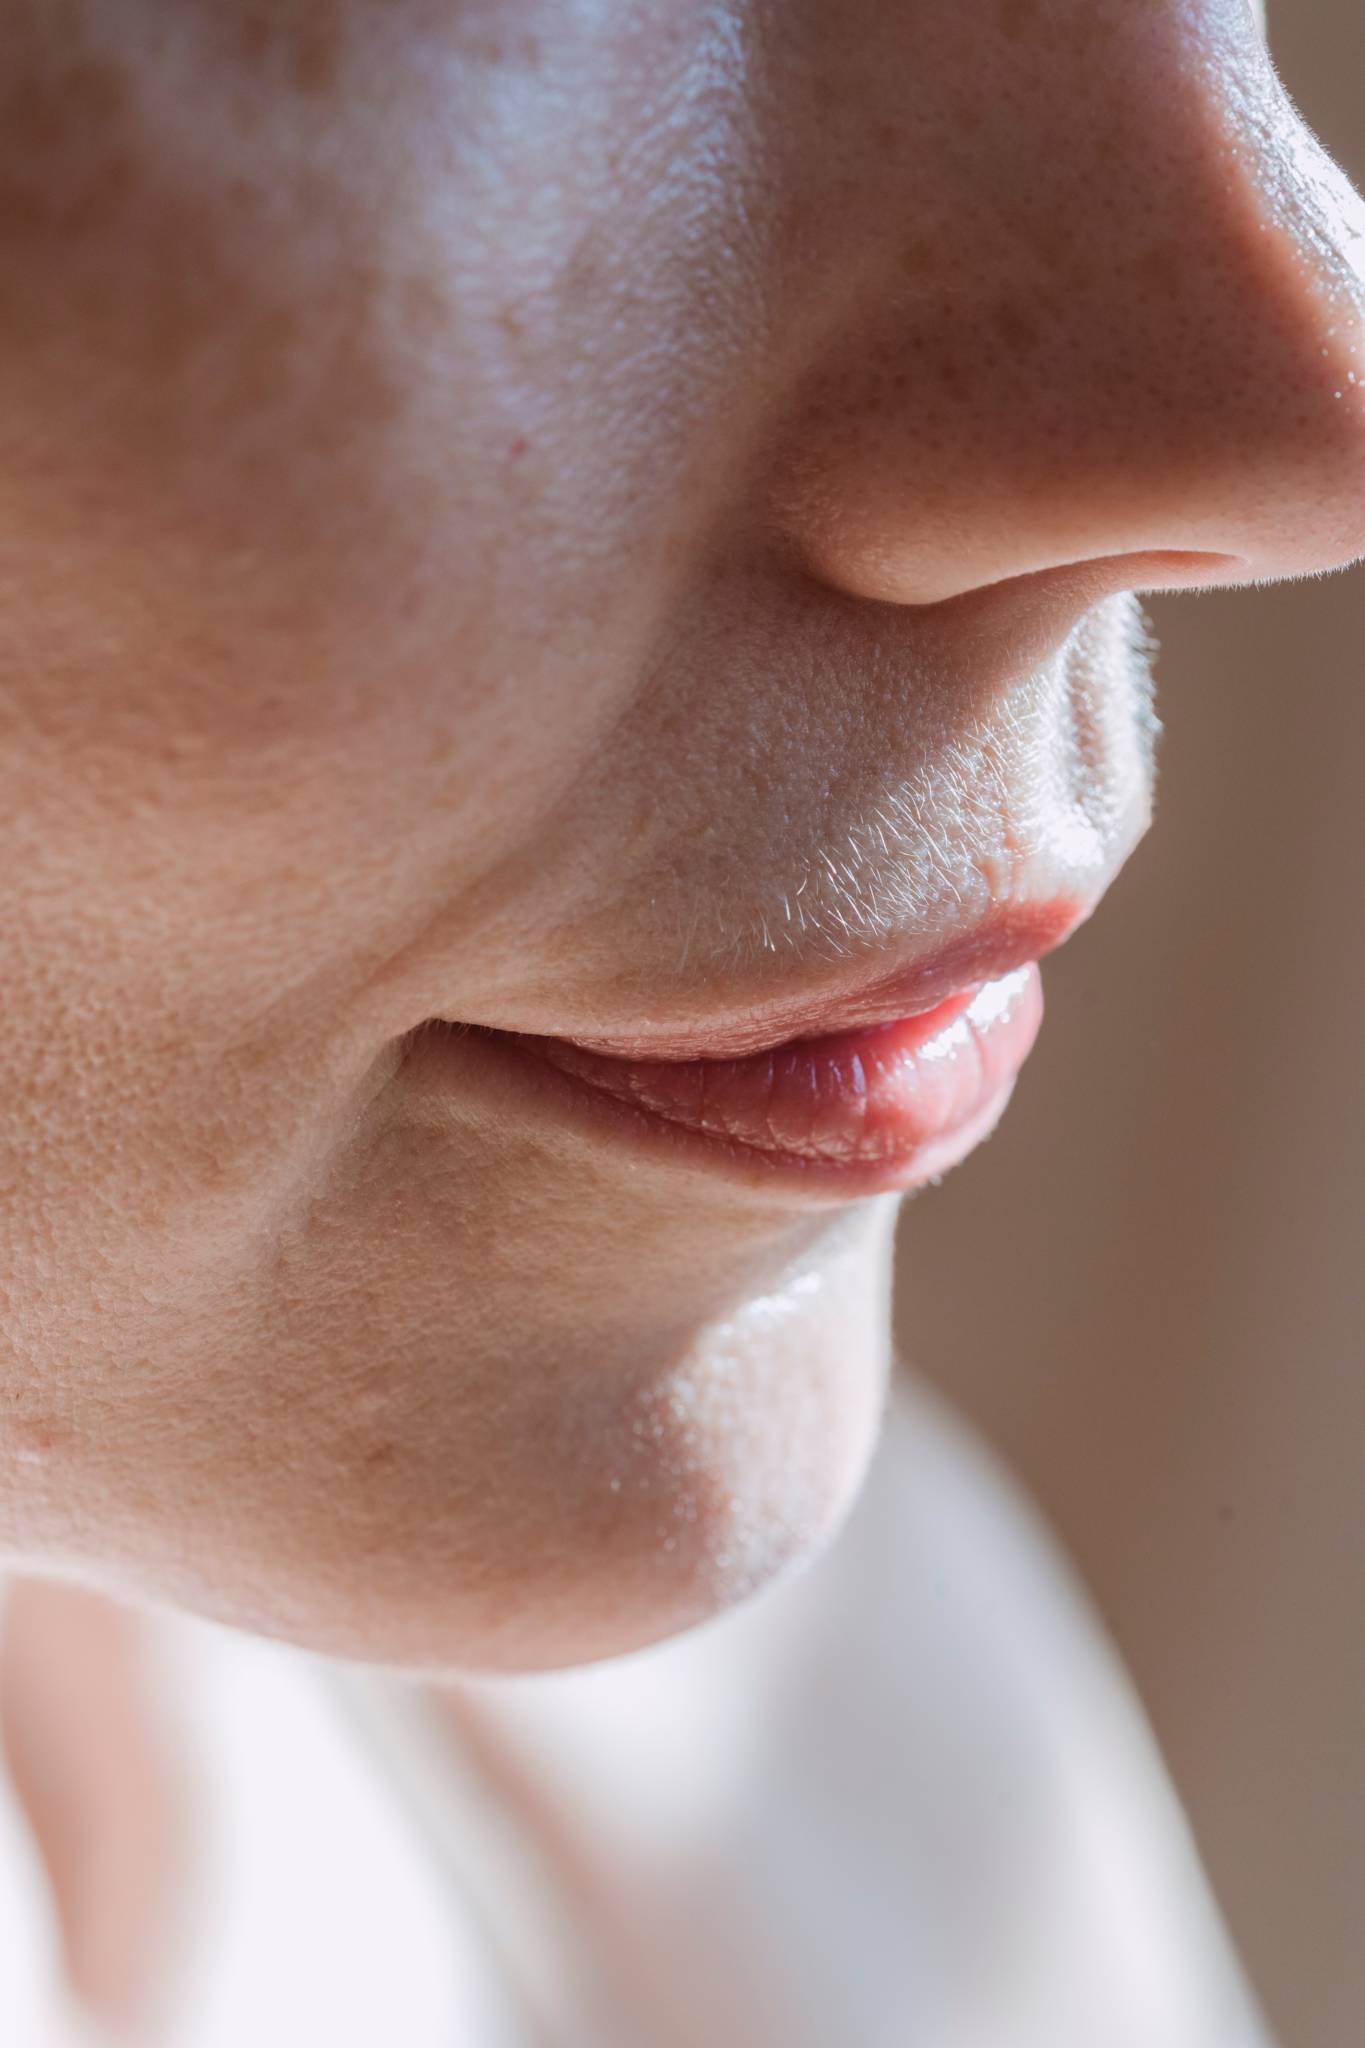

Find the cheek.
[{"left": 0, "top": 29, "right": 678, "bottom": 962}]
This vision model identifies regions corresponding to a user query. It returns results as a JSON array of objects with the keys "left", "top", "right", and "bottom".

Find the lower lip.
[{"left": 503, "top": 965, "right": 1044, "bottom": 1197}]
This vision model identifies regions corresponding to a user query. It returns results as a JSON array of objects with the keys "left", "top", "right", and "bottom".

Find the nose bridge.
[{"left": 765, "top": 4, "right": 1365, "bottom": 604}]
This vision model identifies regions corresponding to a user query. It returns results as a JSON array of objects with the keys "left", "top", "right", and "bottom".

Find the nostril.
[
  {"left": 946, "top": 551, "right": 1252, "bottom": 610},
  {"left": 791, "top": 548, "right": 1250, "bottom": 616},
  {"left": 1084, "top": 550, "right": 1249, "bottom": 598}
]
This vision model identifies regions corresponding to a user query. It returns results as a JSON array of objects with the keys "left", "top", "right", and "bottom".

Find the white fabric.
[{"left": 0, "top": 1612, "right": 519, "bottom": 2048}]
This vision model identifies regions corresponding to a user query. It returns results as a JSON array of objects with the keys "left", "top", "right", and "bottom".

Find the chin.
[{"left": 228, "top": 1201, "right": 900, "bottom": 1678}]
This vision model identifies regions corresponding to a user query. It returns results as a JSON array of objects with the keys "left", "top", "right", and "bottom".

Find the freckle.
[
  {"left": 239, "top": 3, "right": 349, "bottom": 96},
  {"left": 992, "top": 298, "right": 1041, "bottom": 354},
  {"left": 401, "top": 271, "right": 447, "bottom": 339},
  {"left": 1132, "top": 239, "right": 1182, "bottom": 297},
  {"left": 291, "top": 15, "right": 346, "bottom": 97},
  {"left": 236, "top": 9, "right": 273, "bottom": 69},
  {"left": 225, "top": 301, "right": 304, "bottom": 416},
  {"left": 62, "top": 151, "right": 137, "bottom": 238},
  {"left": 1068, "top": 2, "right": 1119, "bottom": 57},
  {"left": 4, "top": 57, "right": 131, "bottom": 155},
  {"left": 10, "top": 1419, "right": 62, "bottom": 1466},
  {"left": 562, "top": 238, "right": 603, "bottom": 298},
  {"left": 1029, "top": 220, "right": 1077, "bottom": 279},
  {"left": 0, "top": 177, "right": 53, "bottom": 240},
  {"left": 226, "top": 175, "right": 264, "bottom": 217},
  {"left": 999, "top": 0, "right": 1039, "bottom": 38},
  {"left": 901, "top": 230, "right": 954, "bottom": 288},
  {"left": 64, "top": 57, "right": 131, "bottom": 122},
  {"left": 497, "top": 306, "right": 526, "bottom": 340}
]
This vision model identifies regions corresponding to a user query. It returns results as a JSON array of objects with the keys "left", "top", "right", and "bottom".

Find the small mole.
[{"left": 291, "top": 15, "right": 345, "bottom": 98}]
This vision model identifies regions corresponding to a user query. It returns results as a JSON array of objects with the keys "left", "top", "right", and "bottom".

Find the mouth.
[
  {"left": 400, "top": 565, "right": 1159, "bottom": 1198},
  {"left": 447, "top": 902, "right": 1084, "bottom": 1198},
  {"left": 518, "top": 964, "right": 1042, "bottom": 1193}
]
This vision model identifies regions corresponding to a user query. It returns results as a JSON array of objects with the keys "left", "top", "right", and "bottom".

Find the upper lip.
[{"left": 546, "top": 897, "right": 1091, "bottom": 1064}]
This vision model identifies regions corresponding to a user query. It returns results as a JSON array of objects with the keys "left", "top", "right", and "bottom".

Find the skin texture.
[{"left": 0, "top": 0, "right": 1362, "bottom": 1672}]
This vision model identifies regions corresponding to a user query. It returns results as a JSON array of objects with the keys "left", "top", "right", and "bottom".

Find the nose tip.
[
  {"left": 765, "top": 19, "right": 1365, "bottom": 608},
  {"left": 1247, "top": 111, "right": 1365, "bottom": 575},
  {"left": 1111, "top": 93, "right": 1365, "bottom": 590}
]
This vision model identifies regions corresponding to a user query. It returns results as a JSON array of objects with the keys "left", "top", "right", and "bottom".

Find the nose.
[{"left": 761, "top": 2, "right": 1365, "bottom": 606}]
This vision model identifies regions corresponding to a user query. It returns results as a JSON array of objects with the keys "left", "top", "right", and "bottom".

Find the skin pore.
[{"left": 0, "top": 0, "right": 1362, "bottom": 1672}]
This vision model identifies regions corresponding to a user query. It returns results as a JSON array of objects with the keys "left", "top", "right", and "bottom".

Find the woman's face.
[{"left": 1, "top": 0, "right": 1361, "bottom": 1669}]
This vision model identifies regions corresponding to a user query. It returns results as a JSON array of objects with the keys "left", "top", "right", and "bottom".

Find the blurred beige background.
[{"left": 896, "top": 8, "right": 1365, "bottom": 2045}]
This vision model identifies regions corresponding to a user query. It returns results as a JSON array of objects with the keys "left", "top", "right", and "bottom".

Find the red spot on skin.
[{"left": 508, "top": 435, "right": 529, "bottom": 459}]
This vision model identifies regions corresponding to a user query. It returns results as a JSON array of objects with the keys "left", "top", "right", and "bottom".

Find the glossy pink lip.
[
  {"left": 555, "top": 900, "right": 1084, "bottom": 1063},
  {"left": 508, "top": 962, "right": 1044, "bottom": 1195}
]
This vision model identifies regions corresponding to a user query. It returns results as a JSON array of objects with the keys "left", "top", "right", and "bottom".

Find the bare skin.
[{"left": 0, "top": 0, "right": 1363, "bottom": 1675}]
